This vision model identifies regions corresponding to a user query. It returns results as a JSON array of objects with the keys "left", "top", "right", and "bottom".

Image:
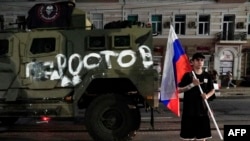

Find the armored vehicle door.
[
  {"left": 0, "top": 35, "right": 20, "bottom": 90},
  {"left": 21, "top": 31, "right": 65, "bottom": 89}
]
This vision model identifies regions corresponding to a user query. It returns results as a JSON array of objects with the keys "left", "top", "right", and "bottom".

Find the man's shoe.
[{"left": 226, "top": 87, "right": 229, "bottom": 89}]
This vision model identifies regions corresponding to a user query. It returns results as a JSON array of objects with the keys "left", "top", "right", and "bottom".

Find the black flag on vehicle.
[{"left": 26, "top": 1, "right": 75, "bottom": 29}]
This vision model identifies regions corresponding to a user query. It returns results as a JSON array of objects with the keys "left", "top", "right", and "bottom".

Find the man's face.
[{"left": 192, "top": 58, "right": 204, "bottom": 69}]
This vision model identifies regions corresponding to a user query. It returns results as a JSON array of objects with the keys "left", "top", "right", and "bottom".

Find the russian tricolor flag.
[{"left": 160, "top": 25, "right": 192, "bottom": 117}]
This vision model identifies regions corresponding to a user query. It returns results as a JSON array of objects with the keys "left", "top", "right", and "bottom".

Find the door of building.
[{"left": 219, "top": 50, "right": 234, "bottom": 75}]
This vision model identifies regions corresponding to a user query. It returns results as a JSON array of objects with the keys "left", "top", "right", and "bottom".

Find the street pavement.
[
  {"left": 1, "top": 86, "right": 250, "bottom": 141},
  {"left": 136, "top": 86, "right": 250, "bottom": 141},
  {"left": 217, "top": 86, "right": 250, "bottom": 98}
]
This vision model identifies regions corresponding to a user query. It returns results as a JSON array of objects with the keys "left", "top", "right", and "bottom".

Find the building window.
[
  {"left": 151, "top": 15, "right": 162, "bottom": 34},
  {"left": 223, "top": 15, "right": 235, "bottom": 40},
  {"left": 175, "top": 15, "right": 186, "bottom": 35},
  {"left": 248, "top": 14, "right": 250, "bottom": 35},
  {"left": 17, "top": 16, "right": 26, "bottom": 30},
  {"left": 199, "top": 15, "right": 210, "bottom": 35},
  {"left": 92, "top": 13, "right": 103, "bottom": 29},
  {"left": 0, "top": 15, "right": 3, "bottom": 30},
  {"left": 127, "top": 15, "right": 138, "bottom": 23}
]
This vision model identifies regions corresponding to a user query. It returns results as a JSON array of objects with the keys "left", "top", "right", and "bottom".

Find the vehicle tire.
[
  {"left": 0, "top": 117, "right": 19, "bottom": 125},
  {"left": 130, "top": 108, "right": 141, "bottom": 131},
  {"left": 85, "top": 94, "right": 134, "bottom": 141}
]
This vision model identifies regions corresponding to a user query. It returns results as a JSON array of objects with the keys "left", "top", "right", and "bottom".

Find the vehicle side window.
[
  {"left": 0, "top": 39, "right": 9, "bottom": 56},
  {"left": 88, "top": 36, "right": 105, "bottom": 50},
  {"left": 30, "top": 38, "right": 55, "bottom": 54},
  {"left": 113, "top": 35, "right": 131, "bottom": 48}
]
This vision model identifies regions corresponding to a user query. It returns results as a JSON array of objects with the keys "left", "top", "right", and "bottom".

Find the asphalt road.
[{"left": 0, "top": 98, "right": 250, "bottom": 141}]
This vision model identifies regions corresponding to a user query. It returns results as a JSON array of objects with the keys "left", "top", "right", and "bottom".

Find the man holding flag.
[
  {"left": 178, "top": 53, "right": 215, "bottom": 141},
  {"left": 160, "top": 25, "right": 215, "bottom": 141}
]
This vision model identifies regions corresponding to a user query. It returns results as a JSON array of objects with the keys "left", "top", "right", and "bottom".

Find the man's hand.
[
  {"left": 201, "top": 93, "right": 208, "bottom": 100},
  {"left": 192, "top": 77, "right": 201, "bottom": 86}
]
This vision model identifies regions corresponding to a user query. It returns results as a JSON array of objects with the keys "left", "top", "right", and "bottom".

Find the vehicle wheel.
[
  {"left": 0, "top": 117, "right": 19, "bottom": 126},
  {"left": 130, "top": 108, "right": 141, "bottom": 131},
  {"left": 85, "top": 94, "right": 134, "bottom": 141},
  {"left": 127, "top": 108, "right": 141, "bottom": 140}
]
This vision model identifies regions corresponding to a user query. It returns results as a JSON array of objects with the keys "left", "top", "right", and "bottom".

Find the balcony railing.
[{"left": 215, "top": 32, "right": 247, "bottom": 43}]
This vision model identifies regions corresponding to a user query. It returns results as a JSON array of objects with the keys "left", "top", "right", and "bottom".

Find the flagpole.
[{"left": 191, "top": 71, "right": 223, "bottom": 140}]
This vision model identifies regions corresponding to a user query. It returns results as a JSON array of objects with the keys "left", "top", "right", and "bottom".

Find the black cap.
[{"left": 191, "top": 53, "right": 205, "bottom": 60}]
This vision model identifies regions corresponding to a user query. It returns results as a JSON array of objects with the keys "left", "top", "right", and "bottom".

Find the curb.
[{"left": 216, "top": 93, "right": 250, "bottom": 99}]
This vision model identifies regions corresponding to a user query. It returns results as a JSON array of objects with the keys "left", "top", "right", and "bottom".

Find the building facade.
[{"left": 0, "top": 0, "right": 250, "bottom": 83}]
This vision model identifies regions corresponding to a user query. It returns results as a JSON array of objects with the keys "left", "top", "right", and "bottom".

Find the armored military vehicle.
[{"left": 0, "top": 1, "right": 159, "bottom": 141}]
